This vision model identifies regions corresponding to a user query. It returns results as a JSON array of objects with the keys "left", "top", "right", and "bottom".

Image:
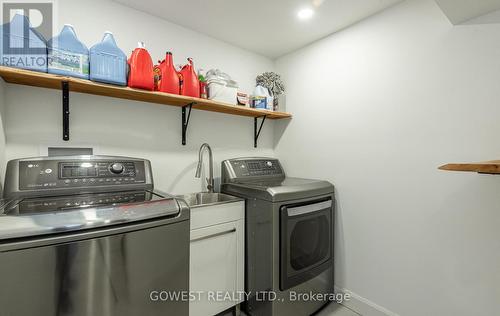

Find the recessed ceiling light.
[{"left": 297, "top": 8, "right": 314, "bottom": 20}]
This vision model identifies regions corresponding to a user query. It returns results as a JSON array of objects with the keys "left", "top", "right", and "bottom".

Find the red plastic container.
[
  {"left": 180, "top": 58, "right": 200, "bottom": 98},
  {"left": 158, "top": 52, "right": 180, "bottom": 94},
  {"left": 127, "top": 42, "right": 154, "bottom": 90}
]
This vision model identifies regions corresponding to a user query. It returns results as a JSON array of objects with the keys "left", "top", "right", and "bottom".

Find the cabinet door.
[{"left": 190, "top": 221, "right": 239, "bottom": 316}]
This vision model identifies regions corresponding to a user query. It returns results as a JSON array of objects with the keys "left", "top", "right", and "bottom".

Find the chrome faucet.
[{"left": 195, "top": 143, "right": 214, "bottom": 193}]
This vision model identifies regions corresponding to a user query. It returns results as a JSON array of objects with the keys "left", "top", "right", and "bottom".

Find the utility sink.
[{"left": 176, "top": 192, "right": 242, "bottom": 208}]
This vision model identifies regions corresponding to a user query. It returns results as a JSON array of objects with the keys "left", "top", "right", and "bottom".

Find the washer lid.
[
  {"left": 0, "top": 190, "right": 181, "bottom": 240},
  {"left": 221, "top": 177, "right": 334, "bottom": 202}
]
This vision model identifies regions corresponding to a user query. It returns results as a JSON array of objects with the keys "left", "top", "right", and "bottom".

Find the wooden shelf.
[
  {"left": 0, "top": 66, "right": 292, "bottom": 119},
  {"left": 439, "top": 161, "right": 500, "bottom": 174}
]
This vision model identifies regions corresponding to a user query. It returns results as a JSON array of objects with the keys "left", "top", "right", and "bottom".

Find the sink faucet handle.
[{"left": 206, "top": 177, "right": 214, "bottom": 191}]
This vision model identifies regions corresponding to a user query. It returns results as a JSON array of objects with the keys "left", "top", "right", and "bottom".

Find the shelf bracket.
[
  {"left": 181, "top": 102, "right": 195, "bottom": 145},
  {"left": 254, "top": 115, "right": 267, "bottom": 148},
  {"left": 62, "top": 81, "right": 70, "bottom": 141}
]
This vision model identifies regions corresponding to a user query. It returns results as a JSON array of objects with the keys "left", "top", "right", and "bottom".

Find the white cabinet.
[{"left": 189, "top": 201, "right": 244, "bottom": 316}]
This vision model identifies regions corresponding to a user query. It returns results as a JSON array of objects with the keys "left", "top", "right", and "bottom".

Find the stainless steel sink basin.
[{"left": 176, "top": 192, "right": 242, "bottom": 207}]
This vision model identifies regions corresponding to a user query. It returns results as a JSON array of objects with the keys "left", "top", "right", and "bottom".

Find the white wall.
[
  {"left": 3, "top": 0, "right": 275, "bottom": 194},
  {"left": 275, "top": 0, "right": 500, "bottom": 315}
]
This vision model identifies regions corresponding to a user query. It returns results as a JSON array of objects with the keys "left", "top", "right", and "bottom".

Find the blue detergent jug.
[
  {"left": 48, "top": 24, "right": 89, "bottom": 79},
  {"left": 0, "top": 14, "right": 47, "bottom": 72},
  {"left": 90, "top": 31, "right": 127, "bottom": 86}
]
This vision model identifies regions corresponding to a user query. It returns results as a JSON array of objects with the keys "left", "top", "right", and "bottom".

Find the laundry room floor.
[
  {"left": 226, "top": 303, "right": 360, "bottom": 316},
  {"left": 315, "top": 303, "right": 360, "bottom": 316}
]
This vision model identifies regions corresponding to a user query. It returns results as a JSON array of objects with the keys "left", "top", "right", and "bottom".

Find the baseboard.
[{"left": 334, "top": 286, "right": 400, "bottom": 316}]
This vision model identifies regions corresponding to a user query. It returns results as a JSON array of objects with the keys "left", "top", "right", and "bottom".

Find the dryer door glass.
[
  {"left": 280, "top": 198, "right": 333, "bottom": 291},
  {"left": 290, "top": 215, "right": 329, "bottom": 270}
]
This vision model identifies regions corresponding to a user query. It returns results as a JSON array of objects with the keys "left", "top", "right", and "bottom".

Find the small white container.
[
  {"left": 207, "top": 78, "right": 238, "bottom": 105},
  {"left": 206, "top": 69, "right": 239, "bottom": 105}
]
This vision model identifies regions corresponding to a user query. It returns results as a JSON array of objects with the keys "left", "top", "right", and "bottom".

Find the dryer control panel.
[{"left": 221, "top": 158, "right": 285, "bottom": 183}]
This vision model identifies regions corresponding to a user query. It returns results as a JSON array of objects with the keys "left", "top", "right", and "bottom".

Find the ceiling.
[
  {"left": 464, "top": 8, "right": 500, "bottom": 24},
  {"left": 434, "top": 0, "right": 500, "bottom": 24},
  {"left": 113, "top": 0, "right": 402, "bottom": 58}
]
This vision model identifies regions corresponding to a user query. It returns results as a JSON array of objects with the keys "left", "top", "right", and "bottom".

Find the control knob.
[{"left": 110, "top": 162, "right": 124, "bottom": 174}]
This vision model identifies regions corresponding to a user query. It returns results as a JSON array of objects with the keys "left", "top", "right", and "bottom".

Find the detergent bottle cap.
[
  {"left": 62, "top": 24, "right": 76, "bottom": 35},
  {"left": 102, "top": 31, "right": 116, "bottom": 44},
  {"left": 10, "top": 12, "right": 26, "bottom": 22},
  {"left": 10, "top": 10, "right": 24, "bottom": 17},
  {"left": 10, "top": 13, "right": 30, "bottom": 26},
  {"left": 61, "top": 24, "right": 77, "bottom": 37},
  {"left": 137, "top": 41, "right": 146, "bottom": 49}
]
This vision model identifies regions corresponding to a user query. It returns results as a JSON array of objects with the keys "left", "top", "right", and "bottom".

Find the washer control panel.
[
  {"left": 18, "top": 160, "right": 146, "bottom": 191},
  {"left": 59, "top": 161, "right": 137, "bottom": 179},
  {"left": 2, "top": 156, "right": 153, "bottom": 198},
  {"left": 222, "top": 158, "right": 284, "bottom": 183}
]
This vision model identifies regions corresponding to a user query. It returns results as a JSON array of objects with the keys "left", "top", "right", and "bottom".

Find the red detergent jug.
[
  {"left": 158, "top": 52, "right": 180, "bottom": 94},
  {"left": 128, "top": 42, "right": 154, "bottom": 90},
  {"left": 180, "top": 58, "right": 200, "bottom": 98}
]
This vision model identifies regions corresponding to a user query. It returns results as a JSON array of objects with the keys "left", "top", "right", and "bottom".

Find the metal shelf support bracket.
[
  {"left": 62, "top": 81, "right": 70, "bottom": 141},
  {"left": 182, "top": 102, "right": 195, "bottom": 145},
  {"left": 254, "top": 115, "right": 267, "bottom": 148}
]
